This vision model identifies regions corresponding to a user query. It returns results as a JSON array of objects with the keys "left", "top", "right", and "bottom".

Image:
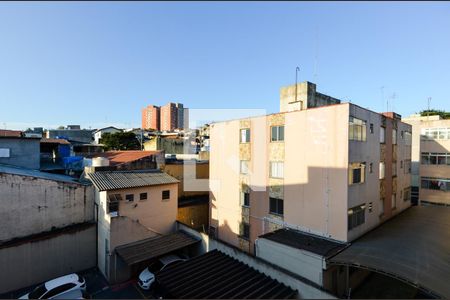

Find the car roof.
[
  {"left": 51, "top": 289, "right": 83, "bottom": 299},
  {"left": 44, "top": 273, "right": 79, "bottom": 290},
  {"left": 159, "top": 254, "right": 182, "bottom": 265}
]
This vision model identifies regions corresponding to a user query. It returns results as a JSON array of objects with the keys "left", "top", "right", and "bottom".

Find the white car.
[
  {"left": 51, "top": 289, "right": 87, "bottom": 299},
  {"left": 138, "top": 254, "right": 186, "bottom": 290},
  {"left": 19, "top": 273, "right": 86, "bottom": 299}
]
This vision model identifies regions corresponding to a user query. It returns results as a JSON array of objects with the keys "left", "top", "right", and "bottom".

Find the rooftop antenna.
[
  {"left": 295, "top": 66, "right": 300, "bottom": 102},
  {"left": 380, "top": 86, "right": 385, "bottom": 112},
  {"left": 389, "top": 92, "right": 397, "bottom": 112}
]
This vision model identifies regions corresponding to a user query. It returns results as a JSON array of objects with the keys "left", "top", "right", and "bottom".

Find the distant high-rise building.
[
  {"left": 142, "top": 105, "right": 160, "bottom": 131},
  {"left": 142, "top": 102, "right": 188, "bottom": 131}
]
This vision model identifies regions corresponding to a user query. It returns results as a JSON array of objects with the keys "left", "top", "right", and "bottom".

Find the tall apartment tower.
[
  {"left": 209, "top": 81, "right": 412, "bottom": 254},
  {"left": 160, "top": 102, "right": 178, "bottom": 131},
  {"left": 402, "top": 114, "right": 450, "bottom": 206},
  {"left": 142, "top": 105, "right": 160, "bottom": 131}
]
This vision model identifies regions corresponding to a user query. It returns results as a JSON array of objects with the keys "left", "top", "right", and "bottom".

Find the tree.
[
  {"left": 419, "top": 109, "right": 450, "bottom": 119},
  {"left": 100, "top": 132, "right": 141, "bottom": 151}
]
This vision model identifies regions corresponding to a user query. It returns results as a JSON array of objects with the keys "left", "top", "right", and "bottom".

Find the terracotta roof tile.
[{"left": 91, "top": 150, "right": 162, "bottom": 166}]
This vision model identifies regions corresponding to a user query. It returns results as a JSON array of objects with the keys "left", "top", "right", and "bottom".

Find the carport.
[
  {"left": 328, "top": 206, "right": 450, "bottom": 298},
  {"left": 114, "top": 231, "right": 200, "bottom": 281}
]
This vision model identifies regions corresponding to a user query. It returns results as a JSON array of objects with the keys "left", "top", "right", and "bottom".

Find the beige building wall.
[
  {"left": 210, "top": 102, "right": 412, "bottom": 251},
  {"left": 163, "top": 162, "right": 209, "bottom": 198},
  {"left": 403, "top": 115, "right": 450, "bottom": 205}
]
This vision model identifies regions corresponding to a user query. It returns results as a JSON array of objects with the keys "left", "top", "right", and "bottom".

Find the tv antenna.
[{"left": 389, "top": 92, "right": 397, "bottom": 112}]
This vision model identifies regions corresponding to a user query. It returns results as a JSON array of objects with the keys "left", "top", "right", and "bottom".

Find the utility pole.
[{"left": 295, "top": 66, "right": 300, "bottom": 102}]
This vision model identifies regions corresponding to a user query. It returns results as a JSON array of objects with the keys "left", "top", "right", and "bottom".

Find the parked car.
[
  {"left": 51, "top": 289, "right": 88, "bottom": 299},
  {"left": 138, "top": 254, "right": 186, "bottom": 290},
  {"left": 19, "top": 273, "right": 86, "bottom": 299}
]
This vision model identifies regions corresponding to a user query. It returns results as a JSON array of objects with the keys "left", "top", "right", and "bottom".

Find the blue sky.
[{"left": 0, "top": 2, "right": 449, "bottom": 130}]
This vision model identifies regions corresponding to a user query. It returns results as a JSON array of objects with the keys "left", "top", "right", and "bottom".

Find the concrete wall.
[
  {"left": 177, "top": 202, "right": 209, "bottom": 231},
  {"left": 255, "top": 238, "right": 324, "bottom": 286},
  {"left": 177, "top": 223, "right": 335, "bottom": 299},
  {"left": 0, "top": 224, "right": 96, "bottom": 294},
  {"left": 0, "top": 138, "right": 40, "bottom": 169},
  {"left": 0, "top": 173, "right": 94, "bottom": 242},
  {"left": 163, "top": 161, "right": 209, "bottom": 198}
]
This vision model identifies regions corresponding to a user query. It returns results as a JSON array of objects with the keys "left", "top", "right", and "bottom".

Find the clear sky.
[{"left": 0, "top": 1, "right": 449, "bottom": 130}]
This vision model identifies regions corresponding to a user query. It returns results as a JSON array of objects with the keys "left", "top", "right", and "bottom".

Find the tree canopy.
[
  {"left": 100, "top": 131, "right": 141, "bottom": 150},
  {"left": 419, "top": 109, "right": 450, "bottom": 119}
]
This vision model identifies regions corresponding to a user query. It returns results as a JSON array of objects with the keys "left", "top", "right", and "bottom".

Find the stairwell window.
[
  {"left": 271, "top": 125, "right": 285, "bottom": 142},
  {"left": 348, "top": 204, "right": 366, "bottom": 230},
  {"left": 379, "top": 162, "right": 385, "bottom": 179},
  {"left": 240, "top": 128, "right": 250, "bottom": 143},
  {"left": 270, "top": 162, "right": 284, "bottom": 178},
  {"left": 241, "top": 191, "right": 250, "bottom": 207},
  {"left": 240, "top": 160, "right": 249, "bottom": 174},
  {"left": 349, "top": 162, "right": 365, "bottom": 185},
  {"left": 349, "top": 116, "right": 367, "bottom": 141},
  {"left": 380, "top": 126, "right": 386, "bottom": 143},
  {"left": 392, "top": 129, "right": 397, "bottom": 145},
  {"left": 269, "top": 197, "right": 284, "bottom": 216},
  {"left": 239, "top": 222, "right": 250, "bottom": 240}
]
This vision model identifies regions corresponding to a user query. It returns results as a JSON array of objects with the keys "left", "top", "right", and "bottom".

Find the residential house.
[
  {"left": 93, "top": 126, "right": 122, "bottom": 144},
  {"left": 0, "top": 134, "right": 40, "bottom": 169}
]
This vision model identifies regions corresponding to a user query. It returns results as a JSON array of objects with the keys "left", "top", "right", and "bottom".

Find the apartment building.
[
  {"left": 402, "top": 114, "right": 450, "bottom": 205},
  {"left": 142, "top": 105, "right": 161, "bottom": 131},
  {"left": 209, "top": 81, "right": 412, "bottom": 253},
  {"left": 142, "top": 102, "right": 188, "bottom": 131}
]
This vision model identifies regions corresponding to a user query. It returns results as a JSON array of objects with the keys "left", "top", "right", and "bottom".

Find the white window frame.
[
  {"left": 270, "top": 161, "right": 284, "bottom": 178},
  {"left": 240, "top": 160, "right": 249, "bottom": 174},
  {"left": 379, "top": 162, "right": 385, "bottom": 179},
  {"left": 240, "top": 128, "right": 250, "bottom": 143},
  {"left": 271, "top": 125, "right": 285, "bottom": 142}
]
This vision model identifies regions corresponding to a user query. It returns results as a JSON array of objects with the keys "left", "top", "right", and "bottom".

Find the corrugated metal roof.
[
  {"left": 0, "top": 164, "right": 80, "bottom": 184},
  {"left": 115, "top": 231, "right": 200, "bottom": 265},
  {"left": 329, "top": 206, "right": 450, "bottom": 298},
  {"left": 259, "top": 228, "right": 348, "bottom": 258},
  {"left": 157, "top": 249, "right": 298, "bottom": 299},
  {"left": 89, "top": 150, "right": 162, "bottom": 166},
  {"left": 87, "top": 170, "right": 179, "bottom": 191}
]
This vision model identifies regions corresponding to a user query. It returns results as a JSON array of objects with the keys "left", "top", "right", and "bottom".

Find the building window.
[
  {"left": 240, "top": 128, "right": 250, "bottom": 143},
  {"left": 368, "top": 202, "right": 373, "bottom": 212},
  {"left": 392, "top": 129, "right": 397, "bottom": 145},
  {"left": 421, "top": 177, "right": 450, "bottom": 192},
  {"left": 271, "top": 125, "right": 285, "bottom": 142},
  {"left": 400, "top": 160, "right": 403, "bottom": 169},
  {"left": 421, "top": 128, "right": 450, "bottom": 140},
  {"left": 391, "top": 193, "right": 396, "bottom": 209},
  {"left": 125, "top": 194, "right": 134, "bottom": 202},
  {"left": 270, "top": 161, "right": 284, "bottom": 178},
  {"left": 404, "top": 131, "right": 412, "bottom": 145},
  {"left": 403, "top": 187, "right": 411, "bottom": 202},
  {"left": 379, "top": 162, "right": 385, "bottom": 179},
  {"left": 380, "top": 126, "right": 386, "bottom": 143},
  {"left": 369, "top": 163, "right": 373, "bottom": 173},
  {"left": 239, "top": 222, "right": 250, "bottom": 240},
  {"left": 421, "top": 152, "right": 450, "bottom": 165},
  {"left": 349, "top": 162, "right": 365, "bottom": 185},
  {"left": 348, "top": 204, "right": 366, "bottom": 230},
  {"left": 369, "top": 123, "right": 374, "bottom": 134},
  {"left": 349, "top": 116, "right": 367, "bottom": 141},
  {"left": 240, "top": 160, "right": 249, "bottom": 174},
  {"left": 107, "top": 194, "right": 121, "bottom": 214},
  {"left": 392, "top": 162, "right": 397, "bottom": 176},
  {"left": 140, "top": 193, "right": 147, "bottom": 201},
  {"left": 241, "top": 191, "right": 250, "bottom": 207},
  {"left": 404, "top": 159, "right": 411, "bottom": 174},
  {"left": 162, "top": 190, "right": 170, "bottom": 200},
  {"left": 0, "top": 148, "right": 10, "bottom": 158},
  {"left": 269, "top": 197, "right": 284, "bottom": 216}
]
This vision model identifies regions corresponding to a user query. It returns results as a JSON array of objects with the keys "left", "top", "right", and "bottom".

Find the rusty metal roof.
[
  {"left": 115, "top": 231, "right": 200, "bottom": 265},
  {"left": 89, "top": 150, "right": 162, "bottom": 166},
  {"left": 87, "top": 170, "right": 179, "bottom": 191},
  {"left": 156, "top": 249, "right": 298, "bottom": 299}
]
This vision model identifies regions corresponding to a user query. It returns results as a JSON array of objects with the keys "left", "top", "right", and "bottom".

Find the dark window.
[
  {"left": 369, "top": 123, "right": 374, "bottom": 134},
  {"left": 29, "top": 285, "right": 48, "bottom": 299},
  {"left": 107, "top": 194, "right": 121, "bottom": 214},
  {"left": 269, "top": 197, "right": 284, "bottom": 216},
  {"left": 240, "top": 222, "right": 250, "bottom": 239},
  {"left": 242, "top": 192, "right": 250, "bottom": 207},
  {"left": 44, "top": 283, "right": 77, "bottom": 298},
  {"left": 348, "top": 204, "right": 366, "bottom": 230},
  {"left": 140, "top": 193, "right": 147, "bottom": 200},
  {"left": 369, "top": 163, "right": 373, "bottom": 173},
  {"left": 125, "top": 194, "right": 134, "bottom": 202},
  {"left": 271, "top": 126, "right": 285, "bottom": 142},
  {"left": 162, "top": 190, "right": 170, "bottom": 200}
]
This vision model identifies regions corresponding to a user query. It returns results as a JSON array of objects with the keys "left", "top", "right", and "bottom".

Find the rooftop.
[
  {"left": 40, "top": 138, "right": 70, "bottom": 145},
  {"left": 115, "top": 231, "right": 200, "bottom": 265},
  {"left": 0, "top": 129, "right": 22, "bottom": 137},
  {"left": 329, "top": 206, "right": 450, "bottom": 298},
  {"left": 156, "top": 249, "right": 297, "bottom": 299},
  {"left": 87, "top": 170, "right": 179, "bottom": 191},
  {"left": 258, "top": 228, "right": 348, "bottom": 258},
  {"left": 90, "top": 150, "right": 162, "bottom": 166},
  {"left": 0, "top": 164, "right": 80, "bottom": 184}
]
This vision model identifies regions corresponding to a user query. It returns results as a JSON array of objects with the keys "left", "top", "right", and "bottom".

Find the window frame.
[
  {"left": 162, "top": 190, "right": 170, "bottom": 200},
  {"left": 240, "top": 160, "right": 249, "bottom": 174},
  {"left": 125, "top": 194, "right": 134, "bottom": 202},
  {"left": 271, "top": 125, "right": 285, "bottom": 142},
  {"left": 269, "top": 197, "right": 284, "bottom": 216},
  {"left": 348, "top": 204, "right": 366, "bottom": 230},
  {"left": 139, "top": 192, "right": 148, "bottom": 201},
  {"left": 270, "top": 161, "right": 284, "bottom": 179},
  {"left": 349, "top": 116, "right": 367, "bottom": 142},
  {"left": 349, "top": 162, "right": 366, "bottom": 185},
  {"left": 240, "top": 128, "right": 251, "bottom": 143}
]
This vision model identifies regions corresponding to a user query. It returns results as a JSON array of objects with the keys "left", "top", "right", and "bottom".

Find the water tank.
[{"left": 92, "top": 157, "right": 110, "bottom": 167}]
